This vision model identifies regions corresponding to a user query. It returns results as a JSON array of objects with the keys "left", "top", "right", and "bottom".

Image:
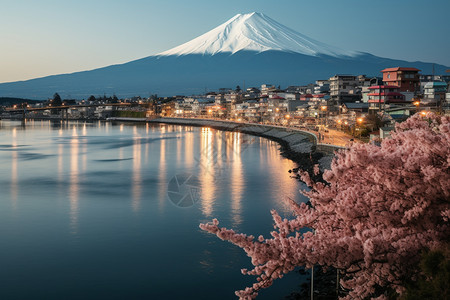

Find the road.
[{"left": 315, "top": 128, "right": 355, "bottom": 147}]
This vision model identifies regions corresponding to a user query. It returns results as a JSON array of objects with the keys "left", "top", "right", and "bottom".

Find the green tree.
[{"left": 52, "top": 93, "right": 62, "bottom": 106}]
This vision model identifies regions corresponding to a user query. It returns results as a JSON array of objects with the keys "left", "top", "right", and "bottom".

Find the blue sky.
[{"left": 1, "top": 0, "right": 449, "bottom": 83}]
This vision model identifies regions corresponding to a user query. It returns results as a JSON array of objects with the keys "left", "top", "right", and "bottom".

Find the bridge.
[
  {"left": 5, "top": 102, "right": 134, "bottom": 112},
  {"left": 4, "top": 103, "right": 136, "bottom": 119}
]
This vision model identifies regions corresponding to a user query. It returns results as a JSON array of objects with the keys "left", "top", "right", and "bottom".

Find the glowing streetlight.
[
  {"left": 413, "top": 101, "right": 420, "bottom": 106},
  {"left": 357, "top": 117, "right": 364, "bottom": 124},
  {"left": 321, "top": 106, "right": 327, "bottom": 111},
  {"left": 285, "top": 114, "right": 290, "bottom": 119}
]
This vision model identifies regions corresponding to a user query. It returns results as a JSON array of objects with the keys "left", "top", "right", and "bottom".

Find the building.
[
  {"left": 380, "top": 126, "right": 395, "bottom": 140},
  {"left": 381, "top": 67, "right": 420, "bottom": 93},
  {"left": 329, "top": 75, "right": 362, "bottom": 102},
  {"left": 314, "top": 80, "right": 330, "bottom": 94},
  {"left": 341, "top": 102, "right": 369, "bottom": 114},
  {"left": 422, "top": 81, "right": 448, "bottom": 112},
  {"left": 261, "top": 84, "right": 276, "bottom": 95},
  {"left": 420, "top": 74, "right": 450, "bottom": 92},
  {"left": 367, "top": 85, "right": 407, "bottom": 113},
  {"left": 423, "top": 81, "right": 447, "bottom": 101}
]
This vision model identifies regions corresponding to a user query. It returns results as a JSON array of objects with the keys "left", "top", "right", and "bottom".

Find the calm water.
[{"left": 0, "top": 120, "right": 307, "bottom": 300}]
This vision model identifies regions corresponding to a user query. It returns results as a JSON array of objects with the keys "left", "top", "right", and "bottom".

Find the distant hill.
[
  {"left": 0, "top": 12, "right": 448, "bottom": 99},
  {"left": 0, "top": 97, "right": 44, "bottom": 106}
]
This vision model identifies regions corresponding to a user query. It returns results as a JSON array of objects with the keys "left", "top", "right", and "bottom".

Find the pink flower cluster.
[{"left": 200, "top": 113, "right": 450, "bottom": 299}]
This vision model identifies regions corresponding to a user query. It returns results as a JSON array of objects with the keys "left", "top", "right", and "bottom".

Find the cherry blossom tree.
[{"left": 200, "top": 113, "right": 450, "bottom": 299}]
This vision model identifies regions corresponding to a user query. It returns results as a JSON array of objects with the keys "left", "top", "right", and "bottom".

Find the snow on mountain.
[{"left": 158, "top": 12, "right": 358, "bottom": 57}]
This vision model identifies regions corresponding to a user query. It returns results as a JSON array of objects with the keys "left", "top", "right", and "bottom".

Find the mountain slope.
[{"left": 0, "top": 12, "right": 448, "bottom": 99}]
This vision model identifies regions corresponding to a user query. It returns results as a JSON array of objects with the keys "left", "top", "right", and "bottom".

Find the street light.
[
  {"left": 285, "top": 114, "right": 290, "bottom": 127},
  {"left": 320, "top": 105, "right": 328, "bottom": 128},
  {"left": 356, "top": 117, "right": 364, "bottom": 138},
  {"left": 413, "top": 100, "right": 420, "bottom": 114}
]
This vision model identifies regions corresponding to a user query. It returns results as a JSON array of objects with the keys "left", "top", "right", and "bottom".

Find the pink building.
[{"left": 368, "top": 85, "right": 407, "bottom": 111}]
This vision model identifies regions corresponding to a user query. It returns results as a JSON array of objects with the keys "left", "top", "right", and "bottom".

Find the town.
[{"left": 2, "top": 66, "right": 449, "bottom": 146}]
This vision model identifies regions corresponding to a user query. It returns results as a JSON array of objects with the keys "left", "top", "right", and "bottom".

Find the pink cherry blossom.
[{"left": 200, "top": 113, "right": 450, "bottom": 299}]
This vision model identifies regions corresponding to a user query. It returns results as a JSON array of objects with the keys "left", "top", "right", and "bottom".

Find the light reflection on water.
[
  {"left": 0, "top": 120, "right": 307, "bottom": 300},
  {"left": 10, "top": 127, "right": 18, "bottom": 209},
  {"left": 69, "top": 129, "right": 79, "bottom": 235}
]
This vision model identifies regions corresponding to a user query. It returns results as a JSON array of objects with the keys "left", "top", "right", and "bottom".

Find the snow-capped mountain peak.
[{"left": 158, "top": 12, "right": 358, "bottom": 57}]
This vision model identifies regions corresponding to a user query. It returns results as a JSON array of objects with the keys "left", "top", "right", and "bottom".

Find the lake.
[{"left": 0, "top": 119, "right": 307, "bottom": 299}]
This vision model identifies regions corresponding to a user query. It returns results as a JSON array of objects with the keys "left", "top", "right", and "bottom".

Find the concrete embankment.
[{"left": 149, "top": 117, "right": 342, "bottom": 170}]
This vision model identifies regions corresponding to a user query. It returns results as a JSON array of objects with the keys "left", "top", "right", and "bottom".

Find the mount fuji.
[{"left": 0, "top": 12, "right": 448, "bottom": 99}]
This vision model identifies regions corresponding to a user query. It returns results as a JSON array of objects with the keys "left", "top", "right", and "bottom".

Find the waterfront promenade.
[{"left": 147, "top": 117, "right": 352, "bottom": 149}]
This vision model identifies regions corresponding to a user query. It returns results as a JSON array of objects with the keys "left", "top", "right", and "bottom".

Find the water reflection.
[
  {"left": 10, "top": 128, "right": 18, "bottom": 209},
  {"left": 58, "top": 143, "right": 64, "bottom": 189},
  {"left": 184, "top": 130, "right": 194, "bottom": 168},
  {"left": 158, "top": 137, "right": 167, "bottom": 211},
  {"left": 264, "top": 139, "right": 303, "bottom": 212},
  {"left": 69, "top": 128, "right": 80, "bottom": 235},
  {"left": 176, "top": 131, "right": 182, "bottom": 164},
  {"left": 230, "top": 132, "right": 243, "bottom": 226},
  {"left": 132, "top": 133, "right": 142, "bottom": 212},
  {"left": 199, "top": 128, "right": 215, "bottom": 217}
]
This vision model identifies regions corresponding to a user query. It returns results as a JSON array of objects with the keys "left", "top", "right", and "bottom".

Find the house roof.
[
  {"left": 424, "top": 81, "right": 448, "bottom": 87},
  {"left": 342, "top": 102, "right": 369, "bottom": 109},
  {"left": 389, "top": 114, "right": 409, "bottom": 120},
  {"left": 381, "top": 67, "right": 421, "bottom": 72}
]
